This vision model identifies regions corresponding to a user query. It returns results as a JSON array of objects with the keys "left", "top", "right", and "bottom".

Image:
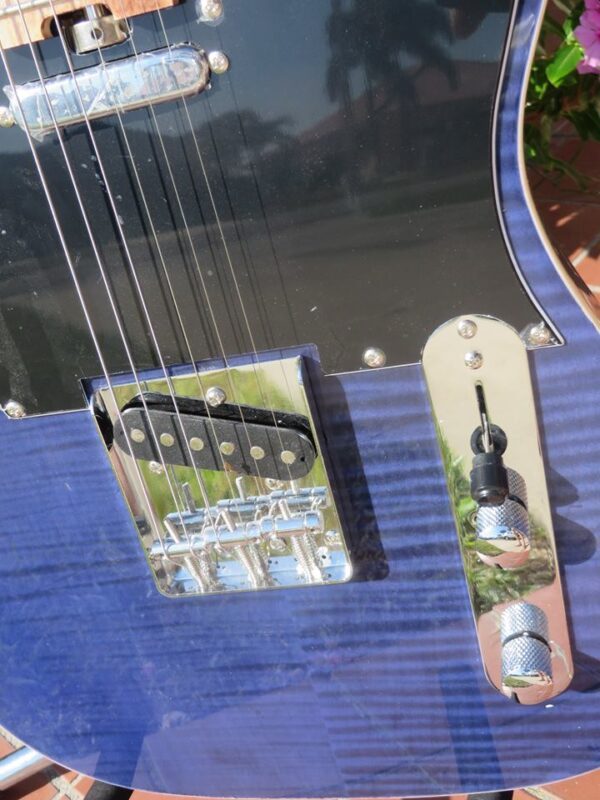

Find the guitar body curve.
[{"left": 0, "top": 0, "right": 599, "bottom": 797}]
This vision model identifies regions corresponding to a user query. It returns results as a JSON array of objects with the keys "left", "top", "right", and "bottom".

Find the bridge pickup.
[{"left": 112, "top": 392, "right": 317, "bottom": 481}]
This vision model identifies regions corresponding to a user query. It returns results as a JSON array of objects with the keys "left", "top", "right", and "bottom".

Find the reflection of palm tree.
[{"left": 326, "top": 0, "right": 456, "bottom": 174}]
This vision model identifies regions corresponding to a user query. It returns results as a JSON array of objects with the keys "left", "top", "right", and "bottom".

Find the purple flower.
[{"left": 576, "top": 0, "right": 600, "bottom": 74}]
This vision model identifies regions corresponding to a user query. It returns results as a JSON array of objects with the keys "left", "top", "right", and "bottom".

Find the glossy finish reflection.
[
  {"left": 0, "top": 0, "right": 599, "bottom": 797},
  {"left": 0, "top": 0, "right": 538, "bottom": 414}
]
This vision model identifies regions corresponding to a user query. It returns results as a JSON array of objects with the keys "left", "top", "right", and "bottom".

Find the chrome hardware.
[
  {"left": 475, "top": 496, "right": 530, "bottom": 569},
  {"left": 3, "top": 44, "right": 210, "bottom": 139},
  {"left": 198, "top": 0, "right": 224, "bottom": 23},
  {"left": 0, "top": 105, "right": 14, "bottom": 127},
  {"left": 423, "top": 315, "right": 572, "bottom": 703},
  {"left": 362, "top": 347, "right": 386, "bottom": 368},
  {"left": 207, "top": 50, "right": 230, "bottom": 74},
  {"left": 95, "top": 356, "right": 351, "bottom": 597},
  {"left": 66, "top": 5, "right": 129, "bottom": 54},
  {"left": 524, "top": 321, "right": 553, "bottom": 347},
  {"left": 0, "top": 747, "right": 51, "bottom": 791},
  {"left": 464, "top": 350, "right": 483, "bottom": 369},
  {"left": 501, "top": 603, "right": 553, "bottom": 703},
  {"left": 457, "top": 318, "right": 478, "bottom": 339},
  {"left": 3, "top": 400, "right": 26, "bottom": 418},
  {"left": 205, "top": 385, "right": 226, "bottom": 406}
]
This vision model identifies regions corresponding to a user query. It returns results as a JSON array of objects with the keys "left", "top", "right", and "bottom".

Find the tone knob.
[{"left": 500, "top": 602, "right": 553, "bottom": 703}]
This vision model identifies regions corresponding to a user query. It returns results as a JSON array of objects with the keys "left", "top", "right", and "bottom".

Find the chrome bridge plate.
[{"left": 94, "top": 356, "right": 352, "bottom": 597}]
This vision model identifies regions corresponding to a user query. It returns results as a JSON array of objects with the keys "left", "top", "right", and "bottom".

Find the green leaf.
[{"left": 546, "top": 41, "right": 584, "bottom": 86}]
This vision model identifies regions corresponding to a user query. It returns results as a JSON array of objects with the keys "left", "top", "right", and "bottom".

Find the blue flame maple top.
[{"left": 0, "top": 0, "right": 599, "bottom": 797}]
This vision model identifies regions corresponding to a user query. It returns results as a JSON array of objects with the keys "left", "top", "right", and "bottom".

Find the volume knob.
[{"left": 474, "top": 468, "right": 529, "bottom": 569}]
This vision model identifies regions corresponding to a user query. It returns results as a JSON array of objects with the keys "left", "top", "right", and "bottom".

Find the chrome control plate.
[
  {"left": 423, "top": 315, "right": 573, "bottom": 704},
  {"left": 94, "top": 356, "right": 352, "bottom": 597}
]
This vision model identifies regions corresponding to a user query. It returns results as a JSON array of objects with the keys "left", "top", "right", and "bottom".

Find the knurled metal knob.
[
  {"left": 475, "top": 498, "right": 529, "bottom": 568},
  {"left": 500, "top": 602, "right": 552, "bottom": 702}
]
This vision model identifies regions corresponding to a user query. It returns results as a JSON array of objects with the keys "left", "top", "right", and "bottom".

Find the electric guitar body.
[{"left": 0, "top": 0, "right": 599, "bottom": 796}]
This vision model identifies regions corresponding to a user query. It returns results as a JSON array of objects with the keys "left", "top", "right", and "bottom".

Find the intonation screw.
[
  {"left": 457, "top": 318, "right": 477, "bottom": 339},
  {"left": 4, "top": 400, "right": 26, "bottom": 418},
  {"left": 464, "top": 351, "right": 483, "bottom": 370},
  {"left": 208, "top": 51, "right": 230, "bottom": 74},
  {"left": 206, "top": 386, "right": 227, "bottom": 407},
  {"left": 199, "top": 0, "right": 224, "bottom": 22},
  {"left": 362, "top": 347, "right": 387, "bottom": 368},
  {"left": 0, "top": 107, "right": 15, "bottom": 128},
  {"left": 527, "top": 322, "right": 552, "bottom": 346}
]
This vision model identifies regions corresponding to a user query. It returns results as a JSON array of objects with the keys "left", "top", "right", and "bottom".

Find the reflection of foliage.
[
  {"left": 326, "top": 0, "right": 456, "bottom": 112},
  {"left": 439, "top": 430, "right": 555, "bottom": 617},
  {"left": 525, "top": 0, "right": 600, "bottom": 188}
]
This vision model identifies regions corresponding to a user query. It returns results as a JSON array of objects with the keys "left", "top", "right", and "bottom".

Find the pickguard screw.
[
  {"left": 362, "top": 347, "right": 387, "bottom": 368},
  {"left": 457, "top": 318, "right": 477, "bottom": 339},
  {"left": 208, "top": 51, "right": 230, "bottom": 74},
  {"left": 0, "top": 107, "right": 15, "bottom": 128},
  {"left": 130, "top": 428, "right": 145, "bottom": 443},
  {"left": 199, "top": 0, "right": 224, "bottom": 22},
  {"left": 464, "top": 351, "right": 483, "bottom": 370},
  {"left": 206, "top": 386, "right": 227, "bottom": 407},
  {"left": 149, "top": 461, "right": 164, "bottom": 475},
  {"left": 4, "top": 400, "right": 26, "bottom": 418},
  {"left": 527, "top": 322, "right": 552, "bottom": 346}
]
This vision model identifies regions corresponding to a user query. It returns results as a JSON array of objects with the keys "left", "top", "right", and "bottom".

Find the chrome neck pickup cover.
[
  {"left": 423, "top": 315, "right": 573, "bottom": 705},
  {"left": 94, "top": 356, "right": 352, "bottom": 597},
  {"left": 3, "top": 44, "right": 210, "bottom": 140}
]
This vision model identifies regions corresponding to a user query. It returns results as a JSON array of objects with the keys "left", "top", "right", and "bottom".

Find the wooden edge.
[{"left": 0, "top": 0, "right": 178, "bottom": 51}]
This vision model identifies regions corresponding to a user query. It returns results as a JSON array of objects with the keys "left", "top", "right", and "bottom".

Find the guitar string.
[
  {"left": 7, "top": 2, "right": 200, "bottom": 557},
  {"left": 43, "top": 0, "right": 246, "bottom": 563},
  {"left": 73, "top": 13, "right": 260, "bottom": 535},
  {"left": 148, "top": 8, "right": 307, "bottom": 491},
  {"left": 109, "top": 13, "right": 298, "bottom": 491},
  {"left": 0, "top": 37, "right": 173, "bottom": 558}
]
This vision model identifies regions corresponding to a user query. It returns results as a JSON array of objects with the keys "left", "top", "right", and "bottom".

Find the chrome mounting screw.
[
  {"left": 199, "top": 0, "right": 224, "bottom": 22},
  {"left": 4, "top": 400, "right": 26, "bottom": 418},
  {"left": 464, "top": 351, "right": 483, "bottom": 370},
  {"left": 208, "top": 51, "right": 230, "bottom": 74},
  {"left": 206, "top": 386, "right": 227, "bottom": 407},
  {"left": 362, "top": 347, "right": 387, "bottom": 368},
  {"left": 457, "top": 318, "right": 477, "bottom": 339},
  {"left": 149, "top": 461, "right": 164, "bottom": 475},
  {"left": 0, "top": 107, "right": 15, "bottom": 128},
  {"left": 527, "top": 322, "right": 552, "bottom": 347}
]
